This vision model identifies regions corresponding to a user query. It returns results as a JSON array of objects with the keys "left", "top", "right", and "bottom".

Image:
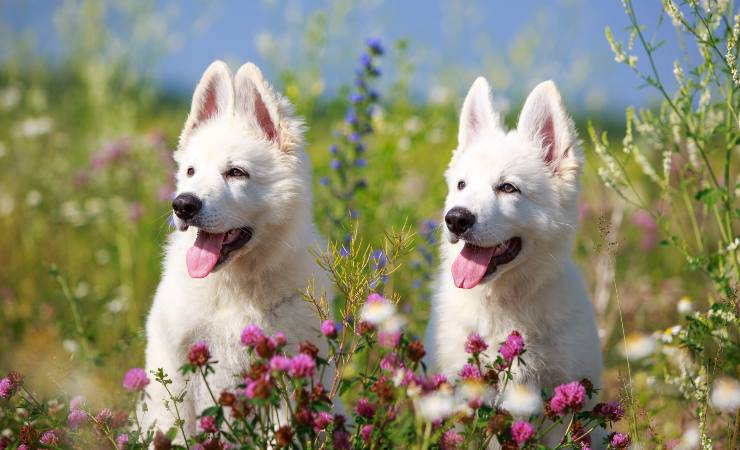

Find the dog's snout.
[
  {"left": 445, "top": 207, "right": 476, "bottom": 236},
  {"left": 172, "top": 193, "right": 202, "bottom": 220}
]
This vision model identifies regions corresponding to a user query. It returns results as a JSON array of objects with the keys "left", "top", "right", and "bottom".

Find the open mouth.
[
  {"left": 185, "top": 227, "right": 253, "bottom": 278},
  {"left": 451, "top": 237, "right": 522, "bottom": 289}
]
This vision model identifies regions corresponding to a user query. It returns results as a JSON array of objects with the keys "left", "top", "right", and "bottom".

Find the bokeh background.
[{"left": 0, "top": 0, "right": 722, "bottom": 445}]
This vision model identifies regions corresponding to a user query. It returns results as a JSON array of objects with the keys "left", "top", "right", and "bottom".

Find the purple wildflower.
[
  {"left": 240, "top": 325, "right": 265, "bottom": 347},
  {"left": 200, "top": 415, "right": 217, "bottom": 433},
  {"left": 313, "top": 411, "right": 333, "bottom": 432},
  {"left": 321, "top": 320, "right": 338, "bottom": 339},
  {"left": 361, "top": 424, "right": 373, "bottom": 443},
  {"left": 511, "top": 421, "right": 534, "bottom": 446},
  {"left": 269, "top": 356, "right": 291, "bottom": 373},
  {"left": 116, "top": 434, "right": 129, "bottom": 449},
  {"left": 610, "top": 432, "right": 631, "bottom": 448},
  {"left": 499, "top": 330, "right": 524, "bottom": 365},
  {"left": 367, "top": 38, "right": 384, "bottom": 55},
  {"left": 465, "top": 333, "right": 489, "bottom": 355},
  {"left": 0, "top": 378, "right": 13, "bottom": 399},
  {"left": 68, "top": 409, "right": 88, "bottom": 429},
  {"left": 550, "top": 381, "right": 587, "bottom": 415},
  {"left": 330, "top": 159, "right": 341, "bottom": 170},
  {"left": 355, "top": 398, "right": 376, "bottom": 419},
  {"left": 593, "top": 401, "right": 625, "bottom": 421},
  {"left": 40, "top": 430, "right": 60, "bottom": 446},
  {"left": 188, "top": 340, "right": 211, "bottom": 366},
  {"left": 289, "top": 354, "right": 316, "bottom": 378},
  {"left": 122, "top": 368, "right": 150, "bottom": 392},
  {"left": 459, "top": 363, "right": 481, "bottom": 381},
  {"left": 441, "top": 430, "right": 464, "bottom": 450}
]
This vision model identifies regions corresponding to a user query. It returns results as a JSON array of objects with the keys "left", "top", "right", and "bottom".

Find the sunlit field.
[{"left": 0, "top": 1, "right": 737, "bottom": 449}]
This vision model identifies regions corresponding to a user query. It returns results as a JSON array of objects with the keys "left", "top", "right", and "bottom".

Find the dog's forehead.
[
  {"left": 181, "top": 120, "right": 274, "bottom": 165},
  {"left": 451, "top": 134, "right": 539, "bottom": 179}
]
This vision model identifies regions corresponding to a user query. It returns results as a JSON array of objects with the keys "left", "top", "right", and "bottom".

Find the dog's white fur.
[
  {"left": 140, "top": 61, "right": 332, "bottom": 437},
  {"left": 425, "top": 78, "right": 603, "bottom": 445}
]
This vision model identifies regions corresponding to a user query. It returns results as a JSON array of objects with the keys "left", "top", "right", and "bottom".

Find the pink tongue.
[
  {"left": 451, "top": 243, "right": 495, "bottom": 289},
  {"left": 186, "top": 230, "right": 225, "bottom": 278}
]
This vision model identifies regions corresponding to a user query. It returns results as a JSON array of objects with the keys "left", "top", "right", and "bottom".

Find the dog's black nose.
[
  {"left": 445, "top": 207, "right": 476, "bottom": 235},
  {"left": 172, "top": 193, "right": 202, "bottom": 220}
]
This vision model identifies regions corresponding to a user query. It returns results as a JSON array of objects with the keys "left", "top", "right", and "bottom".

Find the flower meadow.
[{"left": 1, "top": 1, "right": 738, "bottom": 449}]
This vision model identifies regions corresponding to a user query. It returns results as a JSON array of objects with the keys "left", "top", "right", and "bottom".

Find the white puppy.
[
  {"left": 425, "top": 78, "right": 603, "bottom": 442},
  {"left": 140, "top": 61, "right": 332, "bottom": 437}
]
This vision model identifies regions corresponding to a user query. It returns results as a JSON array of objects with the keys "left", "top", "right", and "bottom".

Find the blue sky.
[{"left": 3, "top": 0, "right": 688, "bottom": 114}]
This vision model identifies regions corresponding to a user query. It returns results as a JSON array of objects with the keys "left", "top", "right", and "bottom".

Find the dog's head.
[
  {"left": 443, "top": 77, "right": 582, "bottom": 289},
  {"left": 172, "top": 61, "right": 306, "bottom": 278}
]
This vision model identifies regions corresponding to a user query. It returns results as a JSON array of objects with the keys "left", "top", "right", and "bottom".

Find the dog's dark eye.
[
  {"left": 187, "top": 167, "right": 195, "bottom": 177},
  {"left": 497, "top": 182, "right": 519, "bottom": 194},
  {"left": 457, "top": 180, "right": 466, "bottom": 190},
  {"left": 225, "top": 167, "right": 249, "bottom": 178}
]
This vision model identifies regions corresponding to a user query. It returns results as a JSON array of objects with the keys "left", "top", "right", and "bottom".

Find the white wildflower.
[
  {"left": 0, "top": 195, "right": 15, "bottom": 217},
  {"left": 686, "top": 138, "right": 700, "bottom": 168},
  {"left": 74, "top": 282, "right": 89, "bottom": 298},
  {"left": 677, "top": 296, "right": 694, "bottom": 314},
  {"left": 662, "top": 148, "right": 672, "bottom": 184},
  {"left": 726, "top": 237, "right": 739, "bottom": 252},
  {"left": 664, "top": 0, "right": 686, "bottom": 29},
  {"left": 710, "top": 377, "right": 740, "bottom": 413},
  {"left": 621, "top": 332, "right": 656, "bottom": 361},
  {"left": 428, "top": 85, "right": 450, "bottom": 105},
  {"left": 605, "top": 27, "right": 627, "bottom": 64},
  {"left": 728, "top": 14, "right": 740, "bottom": 87},
  {"left": 674, "top": 425, "right": 700, "bottom": 450},
  {"left": 25, "top": 190, "right": 42, "bottom": 207},
  {"left": 633, "top": 147, "right": 661, "bottom": 184},
  {"left": 62, "top": 339, "right": 79, "bottom": 353},
  {"left": 622, "top": 107, "right": 634, "bottom": 154},
  {"left": 15, "top": 117, "right": 54, "bottom": 138},
  {"left": 107, "top": 298, "right": 127, "bottom": 314},
  {"left": 673, "top": 60, "right": 684, "bottom": 85},
  {"left": 416, "top": 390, "right": 455, "bottom": 421},
  {"left": 359, "top": 296, "right": 396, "bottom": 326},
  {"left": 657, "top": 325, "right": 682, "bottom": 344},
  {"left": 404, "top": 116, "right": 422, "bottom": 134},
  {"left": 500, "top": 383, "right": 542, "bottom": 417},
  {"left": 0, "top": 85, "right": 20, "bottom": 110}
]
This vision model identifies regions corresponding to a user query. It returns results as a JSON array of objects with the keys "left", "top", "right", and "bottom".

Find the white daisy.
[
  {"left": 416, "top": 390, "right": 455, "bottom": 422},
  {"left": 710, "top": 377, "right": 740, "bottom": 413},
  {"left": 500, "top": 383, "right": 542, "bottom": 417},
  {"left": 620, "top": 332, "right": 656, "bottom": 361}
]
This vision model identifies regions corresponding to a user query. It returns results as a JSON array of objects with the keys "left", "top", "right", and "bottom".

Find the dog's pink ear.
[
  {"left": 180, "top": 61, "right": 234, "bottom": 145},
  {"left": 458, "top": 77, "right": 502, "bottom": 150},
  {"left": 235, "top": 63, "right": 302, "bottom": 151},
  {"left": 517, "top": 81, "right": 578, "bottom": 174}
]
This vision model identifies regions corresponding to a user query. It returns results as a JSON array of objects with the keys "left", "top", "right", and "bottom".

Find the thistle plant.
[{"left": 595, "top": 0, "right": 739, "bottom": 446}]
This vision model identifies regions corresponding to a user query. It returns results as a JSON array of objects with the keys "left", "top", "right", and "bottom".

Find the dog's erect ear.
[
  {"left": 517, "top": 81, "right": 579, "bottom": 174},
  {"left": 234, "top": 62, "right": 304, "bottom": 152},
  {"left": 458, "top": 77, "right": 502, "bottom": 150},
  {"left": 180, "top": 61, "right": 234, "bottom": 146}
]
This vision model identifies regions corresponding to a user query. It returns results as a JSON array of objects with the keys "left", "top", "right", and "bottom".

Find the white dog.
[
  {"left": 425, "top": 78, "right": 603, "bottom": 444},
  {"left": 140, "top": 61, "right": 332, "bottom": 437}
]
